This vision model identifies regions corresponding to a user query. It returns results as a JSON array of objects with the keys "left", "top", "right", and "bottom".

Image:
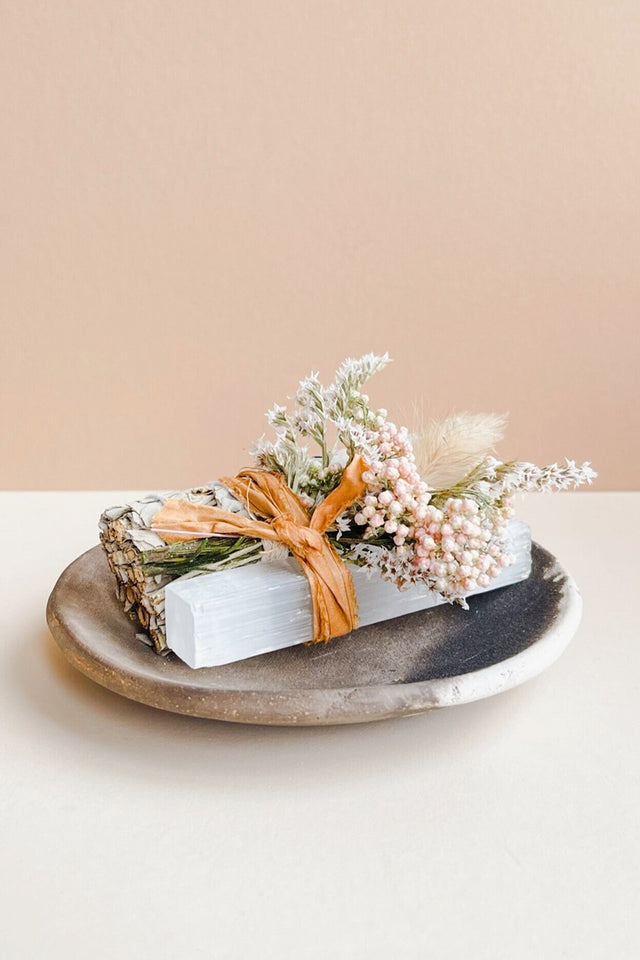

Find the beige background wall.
[{"left": 2, "top": 1, "right": 638, "bottom": 491}]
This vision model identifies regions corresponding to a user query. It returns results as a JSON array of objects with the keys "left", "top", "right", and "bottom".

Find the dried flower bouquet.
[{"left": 100, "top": 353, "right": 595, "bottom": 655}]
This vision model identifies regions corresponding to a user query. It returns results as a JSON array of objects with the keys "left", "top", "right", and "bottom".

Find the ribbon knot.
[
  {"left": 151, "top": 455, "right": 369, "bottom": 644},
  {"left": 271, "top": 517, "right": 322, "bottom": 556}
]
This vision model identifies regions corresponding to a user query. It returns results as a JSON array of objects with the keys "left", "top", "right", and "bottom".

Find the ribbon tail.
[
  {"left": 151, "top": 499, "right": 276, "bottom": 543},
  {"left": 297, "top": 543, "right": 359, "bottom": 643}
]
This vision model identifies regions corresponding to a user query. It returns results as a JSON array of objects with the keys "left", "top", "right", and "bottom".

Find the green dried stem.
[{"left": 141, "top": 536, "right": 263, "bottom": 578}]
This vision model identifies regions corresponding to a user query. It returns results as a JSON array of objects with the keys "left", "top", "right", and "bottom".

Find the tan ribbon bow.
[{"left": 150, "top": 455, "right": 369, "bottom": 644}]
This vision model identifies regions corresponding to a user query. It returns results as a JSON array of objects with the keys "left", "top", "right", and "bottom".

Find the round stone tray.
[{"left": 46, "top": 543, "right": 581, "bottom": 726}]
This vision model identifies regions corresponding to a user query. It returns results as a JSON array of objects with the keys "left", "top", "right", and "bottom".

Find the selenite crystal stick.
[{"left": 163, "top": 520, "right": 532, "bottom": 668}]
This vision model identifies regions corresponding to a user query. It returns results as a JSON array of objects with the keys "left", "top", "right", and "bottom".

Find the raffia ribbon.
[{"left": 150, "top": 455, "right": 369, "bottom": 644}]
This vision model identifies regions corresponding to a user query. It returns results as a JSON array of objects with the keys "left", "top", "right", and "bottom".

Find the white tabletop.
[{"left": 1, "top": 491, "right": 638, "bottom": 960}]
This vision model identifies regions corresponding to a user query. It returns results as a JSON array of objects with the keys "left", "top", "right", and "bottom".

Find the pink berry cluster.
[
  {"left": 353, "top": 414, "right": 431, "bottom": 543},
  {"left": 406, "top": 496, "right": 516, "bottom": 599},
  {"left": 350, "top": 414, "right": 516, "bottom": 601}
]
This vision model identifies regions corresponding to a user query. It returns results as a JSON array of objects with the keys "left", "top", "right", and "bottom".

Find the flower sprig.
[{"left": 252, "top": 353, "right": 390, "bottom": 500}]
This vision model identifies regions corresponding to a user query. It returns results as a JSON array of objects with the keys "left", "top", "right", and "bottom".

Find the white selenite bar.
[{"left": 164, "top": 520, "right": 532, "bottom": 668}]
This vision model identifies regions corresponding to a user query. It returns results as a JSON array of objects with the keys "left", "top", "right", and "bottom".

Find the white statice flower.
[
  {"left": 250, "top": 434, "right": 272, "bottom": 459},
  {"left": 345, "top": 542, "right": 387, "bottom": 579},
  {"left": 333, "top": 513, "right": 352, "bottom": 540},
  {"left": 326, "top": 353, "right": 390, "bottom": 426},
  {"left": 472, "top": 458, "right": 597, "bottom": 498},
  {"left": 251, "top": 353, "right": 392, "bottom": 499},
  {"left": 333, "top": 353, "right": 391, "bottom": 393},
  {"left": 293, "top": 408, "right": 323, "bottom": 436},
  {"left": 332, "top": 416, "right": 378, "bottom": 461},
  {"left": 266, "top": 404, "right": 289, "bottom": 426},
  {"left": 251, "top": 433, "right": 312, "bottom": 492},
  {"left": 326, "top": 449, "right": 348, "bottom": 471},
  {"left": 296, "top": 373, "right": 324, "bottom": 408}
]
